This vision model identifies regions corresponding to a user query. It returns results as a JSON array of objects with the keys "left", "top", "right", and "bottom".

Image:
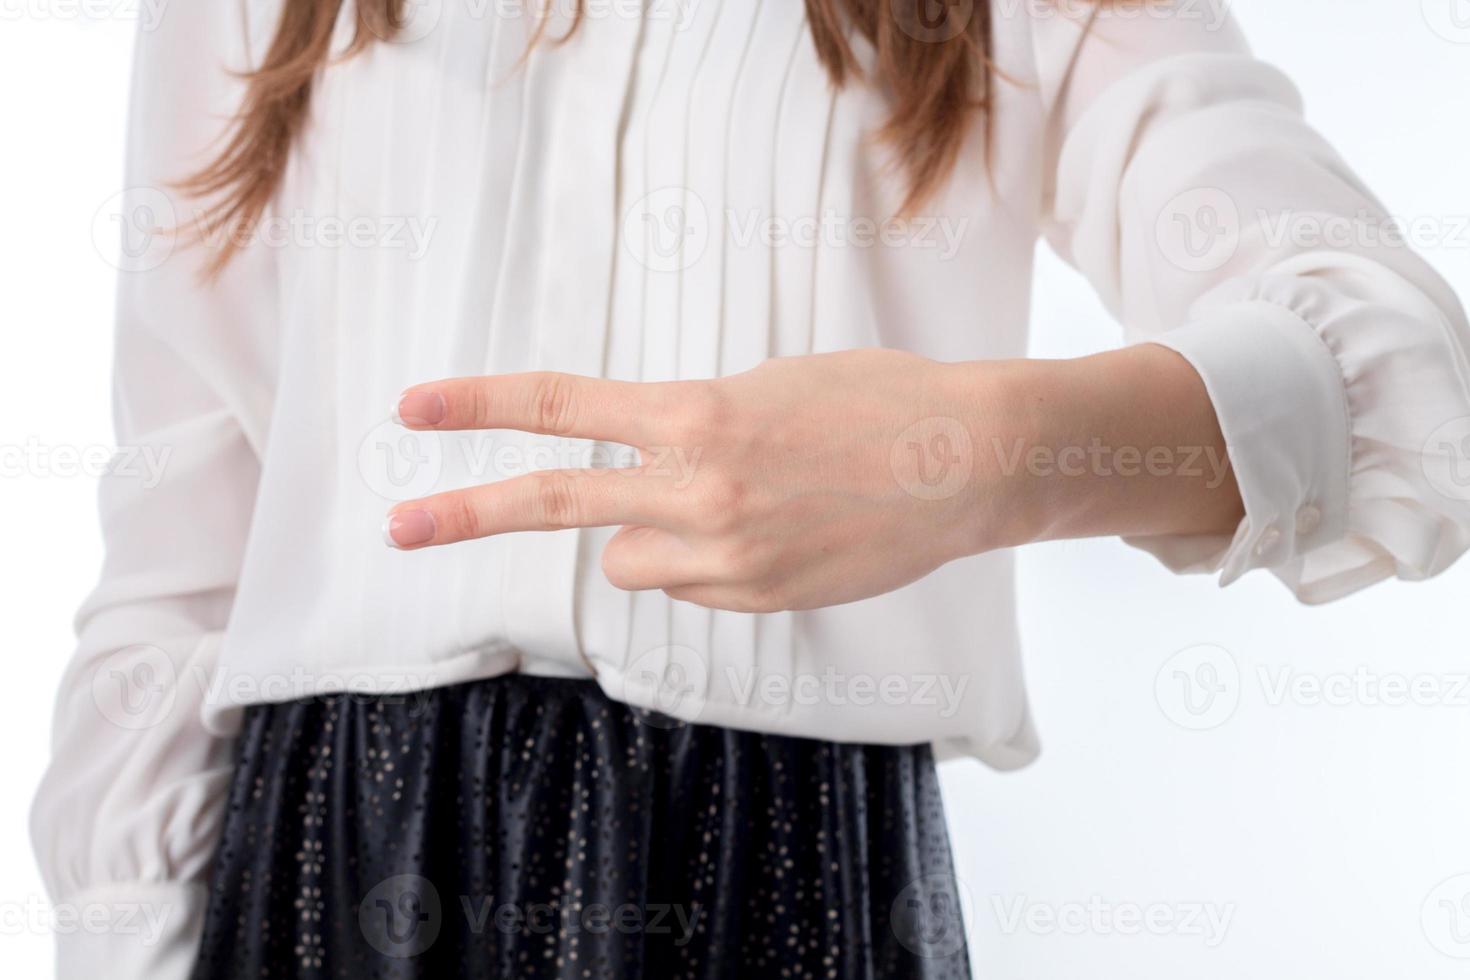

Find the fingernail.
[
  {"left": 383, "top": 510, "right": 436, "bottom": 548},
  {"left": 394, "top": 391, "right": 446, "bottom": 426}
]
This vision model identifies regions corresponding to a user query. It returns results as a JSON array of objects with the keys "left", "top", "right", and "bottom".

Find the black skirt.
[{"left": 191, "top": 673, "right": 972, "bottom": 979}]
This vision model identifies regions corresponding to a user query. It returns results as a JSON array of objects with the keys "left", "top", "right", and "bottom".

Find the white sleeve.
[
  {"left": 1031, "top": 6, "right": 1470, "bottom": 603},
  {"left": 30, "top": 2, "right": 276, "bottom": 976}
]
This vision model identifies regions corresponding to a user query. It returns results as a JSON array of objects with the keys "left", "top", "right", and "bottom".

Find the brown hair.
[{"left": 186, "top": 0, "right": 998, "bottom": 275}]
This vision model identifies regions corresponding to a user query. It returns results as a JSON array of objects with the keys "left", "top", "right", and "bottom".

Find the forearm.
[
  {"left": 956, "top": 344, "right": 1244, "bottom": 550},
  {"left": 387, "top": 346, "right": 1246, "bottom": 611}
]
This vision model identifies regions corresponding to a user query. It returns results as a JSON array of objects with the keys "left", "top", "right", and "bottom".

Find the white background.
[{"left": 1, "top": 1, "right": 1468, "bottom": 976}]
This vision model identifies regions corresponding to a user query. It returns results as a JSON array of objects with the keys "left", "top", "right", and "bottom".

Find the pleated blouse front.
[
  {"left": 247, "top": 0, "right": 1046, "bottom": 760},
  {"left": 32, "top": 2, "right": 1470, "bottom": 975}
]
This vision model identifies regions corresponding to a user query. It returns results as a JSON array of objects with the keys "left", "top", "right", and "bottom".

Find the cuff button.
[{"left": 1294, "top": 504, "right": 1323, "bottom": 537}]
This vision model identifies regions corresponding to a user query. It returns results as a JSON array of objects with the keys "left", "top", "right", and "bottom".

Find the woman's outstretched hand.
[{"left": 386, "top": 346, "right": 1243, "bottom": 612}]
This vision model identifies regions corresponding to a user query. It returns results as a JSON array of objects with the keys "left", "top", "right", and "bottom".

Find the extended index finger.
[{"left": 394, "top": 372, "right": 679, "bottom": 446}]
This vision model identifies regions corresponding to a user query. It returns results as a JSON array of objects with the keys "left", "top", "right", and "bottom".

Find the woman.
[{"left": 33, "top": 0, "right": 1470, "bottom": 977}]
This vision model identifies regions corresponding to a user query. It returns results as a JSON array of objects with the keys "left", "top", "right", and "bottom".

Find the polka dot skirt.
[{"left": 192, "top": 674, "right": 972, "bottom": 979}]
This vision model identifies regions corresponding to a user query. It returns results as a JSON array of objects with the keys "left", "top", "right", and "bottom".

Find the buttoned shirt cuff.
[{"left": 1122, "top": 299, "right": 1351, "bottom": 590}]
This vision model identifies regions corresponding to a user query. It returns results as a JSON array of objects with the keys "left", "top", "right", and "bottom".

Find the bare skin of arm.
[{"left": 384, "top": 344, "right": 1242, "bottom": 613}]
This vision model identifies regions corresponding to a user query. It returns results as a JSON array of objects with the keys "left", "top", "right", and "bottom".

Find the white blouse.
[{"left": 34, "top": 0, "right": 1470, "bottom": 976}]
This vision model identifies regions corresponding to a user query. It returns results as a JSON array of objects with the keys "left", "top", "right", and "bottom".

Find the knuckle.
[
  {"left": 742, "top": 583, "right": 787, "bottom": 614},
  {"left": 714, "top": 537, "right": 768, "bottom": 581},
  {"left": 667, "top": 486, "right": 706, "bottom": 530},
  {"left": 467, "top": 379, "right": 496, "bottom": 428},
  {"left": 531, "top": 373, "right": 578, "bottom": 436},
  {"left": 671, "top": 383, "right": 728, "bottom": 444},
  {"left": 533, "top": 472, "right": 580, "bottom": 529},
  {"left": 712, "top": 470, "right": 749, "bottom": 513},
  {"left": 442, "top": 493, "right": 484, "bottom": 540},
  {"left": 692, "top": 471, "right": 747, "bottom": 532}
]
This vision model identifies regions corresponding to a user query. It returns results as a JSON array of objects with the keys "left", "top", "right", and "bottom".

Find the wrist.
[
  {"left": 948, "top": 345, "right": 1242, "bottom": 551},
  {"left": 939, "top": 356, "right": 1056, "bottom": 555}
]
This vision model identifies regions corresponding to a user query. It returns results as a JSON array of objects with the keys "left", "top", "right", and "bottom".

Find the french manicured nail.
[
  {"left": 383, "top": 510, "right": 436, "bottom": 548},
  {"left": 394, "top": 391, "right": 446, "bottom": 426}
]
